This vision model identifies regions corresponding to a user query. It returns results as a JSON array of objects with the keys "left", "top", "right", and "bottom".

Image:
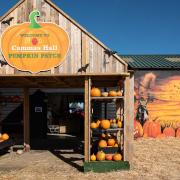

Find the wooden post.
[
  {"left": 84, "top": 77, "right": 90, "bottom": 161},
  {"left": 124, "top": 73, "right": 134, "bottom": 164},
  {"left": 23, "top": 88, "right": 30, "bottom": 145}
]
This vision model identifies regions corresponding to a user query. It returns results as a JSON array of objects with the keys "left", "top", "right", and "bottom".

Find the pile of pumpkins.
[
  {"left": 91, "top": 119, "right": 122, "bottom": 130},
  {"left": 91, "top": 87, "right": 122, "bottom": 97},
  {"left": 91, "top": 151, "right": 122, "bottom": 161},
  {"left": 0, "top": 133, "right": 9, "bottom": 143},
  {"left": 134, "top": 119, "right": 180, "bottom": 138},
  {"left": 98, "top": 136, "right": 118, "bottom": 148}
]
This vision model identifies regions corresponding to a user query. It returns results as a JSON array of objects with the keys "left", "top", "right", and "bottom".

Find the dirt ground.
[{"left": 0, "top": 138, "right": 180, "bottom": 180}]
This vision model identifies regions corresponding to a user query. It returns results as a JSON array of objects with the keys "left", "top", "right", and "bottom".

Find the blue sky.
[{"left": 0, "top": 0, "right": 180, "bottom": 54}]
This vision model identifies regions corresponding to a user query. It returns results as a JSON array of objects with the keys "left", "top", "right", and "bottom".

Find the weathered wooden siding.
[{"left": 0, "top": 0, "right": 127, "bottom": 75}]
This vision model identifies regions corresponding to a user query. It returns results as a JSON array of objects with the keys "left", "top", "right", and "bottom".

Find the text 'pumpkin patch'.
[{"left": 1, "top": 10, "right": 69, "bottom": 73}]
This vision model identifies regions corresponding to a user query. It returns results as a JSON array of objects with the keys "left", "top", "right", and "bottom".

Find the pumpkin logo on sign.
[{"left": 1, "top": 10, "right": 69, "bottom": 73}]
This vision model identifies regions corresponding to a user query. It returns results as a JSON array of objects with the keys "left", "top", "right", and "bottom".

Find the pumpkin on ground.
[
  {"left": 1, "top": 133, "right": 9, "bottom": 141},
  {"left": 143, "top": 120, "right": 161, "bottom": 138},
  {"left": 163, "top": 127, "right": 175, "bottom": 137},
  {"left": 107, "top": 139, "right": 115, "bottom": 146},
  {"left": 105, "top": 154, "right": 113, "bottom": 161},
  {"left": 90, "top": 122, "right": 97, "bottom": 129},
  {"left": 100, "top": 120, "right": 110, "bottom": 130},
  {"left": 113, "top": 153, "right": 122, "bottom": 161},
  {"left": 91, "top": 87, "right": 101, "bottom": 97},
  {"left": 96, "top": 151, "right": 106, "bottom": 161},
  {"left": 1, "top": 10, "right": 69, "bottom": 73},
  {"left": 98, "top": 140, "right": 107, "bottom": 148},
  {"left": 90, "top": 154, "right": 96, "bottom": 161},
  {"left": 134, "top": 120, "right": 143, "bottom": 138},
  {"left": 176, "top": 128, "right": 180, "bottom": 138}
]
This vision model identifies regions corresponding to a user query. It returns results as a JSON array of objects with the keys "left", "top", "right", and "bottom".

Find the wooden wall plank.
[
  {"left": 24, "top": 88, "right": 30, "bottom": 144},
  {"left": 81, "top": 32, "right": 89, "bottom": 74},
  {"left": 89, "top": 40, "right": 94, "bottom": 73}
]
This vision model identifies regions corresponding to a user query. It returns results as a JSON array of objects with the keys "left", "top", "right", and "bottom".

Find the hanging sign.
[{"left": 1, "top": 10, "right": 69, "bottom": 73}]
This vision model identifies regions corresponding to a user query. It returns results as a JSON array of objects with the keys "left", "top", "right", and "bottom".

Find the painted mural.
[{"left": 134, "top": 71, "right": 180, "bottom": 138}]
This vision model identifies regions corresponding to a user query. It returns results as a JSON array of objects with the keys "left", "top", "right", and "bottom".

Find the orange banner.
[{"left": 1, "top": 10, "right": 69, "bottom": 73}]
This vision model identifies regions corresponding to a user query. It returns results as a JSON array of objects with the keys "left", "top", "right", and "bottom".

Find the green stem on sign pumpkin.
[{"left": 29, "top": 10, "right": 41, "bottom": 29}]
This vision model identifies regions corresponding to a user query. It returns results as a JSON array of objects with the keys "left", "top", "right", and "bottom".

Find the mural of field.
[{"left": 134, "top": 71, "right": 180, "bottom": 137}]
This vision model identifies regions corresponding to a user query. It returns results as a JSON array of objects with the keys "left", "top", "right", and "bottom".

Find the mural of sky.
[{"left": 135, "top": 71, "right": 180, "bottom": 129}]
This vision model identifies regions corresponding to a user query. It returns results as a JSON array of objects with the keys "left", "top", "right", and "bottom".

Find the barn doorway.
[{"left": 29, "top": 88, "right": 84, "bottom": 156}]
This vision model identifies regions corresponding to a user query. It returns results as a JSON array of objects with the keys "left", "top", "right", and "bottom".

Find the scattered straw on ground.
[{"left": 0, "top": 138, "right": 180, "bottom": 180}]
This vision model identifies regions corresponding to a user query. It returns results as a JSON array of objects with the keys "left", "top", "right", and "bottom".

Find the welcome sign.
[{"left": 1, "top": 10, "right": 69, "bottom": 73}]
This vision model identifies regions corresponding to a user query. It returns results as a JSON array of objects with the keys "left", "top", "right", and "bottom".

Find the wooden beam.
[
  {"left": 23, "top": 88, "right": 30, "bottom": 145},
  {"left": 0, "top": 73, "right": 130, "bottom": 77},
  {"left": 124, "top": 74, "right": 134, "bottom": 164},
  {"left": 84, "top": 77, "right": 90, "bottom": 161},
  {"left": 22, "top": 77, "right": 44, "bottom": 88}
]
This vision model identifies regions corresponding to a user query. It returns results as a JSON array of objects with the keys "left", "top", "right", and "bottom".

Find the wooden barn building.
[{"left": 0, "top": 0, "right": 133, "bottom": 172}]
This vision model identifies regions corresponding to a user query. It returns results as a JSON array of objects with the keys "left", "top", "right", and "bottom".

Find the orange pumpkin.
[
  {"left": 116, "top": 91, "right": 122, "bottom": 96},
  {"left": 1, "top": 133, "right": 9, "bottom": 141},
  {"left": 90, "top": 154, "right": 96, "bottom": 161},
  {"left": 107, "top": 139, "right": 115, "bottom": 146},
  {"left": 113, "top": 153, "right": 122, "bottom": 161},
  {"left": 134, "top": 120, "right": 143, "bottom": 138},
  {"left": 112, "top": 119, "right": 116, "bottom": 123},
  {"left": 96, "top": 151, "right": 106, "bottom": 161},
  {"left": 108, "top": 91, "right": 117, "bottom": 97},
  {"left": 176, "top": 128, "right": 180, "bottom": 138},
  {"left": 1, "top": 10, "right": 69, "bottom": 73},
  {"left": 117, "top": 121, "right": 122, "bottom": 128},
  {"left": 90, "top": 122, "right": 97, "bottom": 129},
  {"left": 96, "top": 120, "right": 101, "bottom": 128},
  {"left": 98, "top": 140, "right": 107, "bottom": 148},
  {"left": 143, "top": 120, "right": 161, "bottom": 138},
  {"left": 163, "top": 127, "right": 175, "bottom": 137},
  {"left": 0, "top": 139, "right": 4, "bottom": 143},
  {"left": 105, "top": 154, "right": 113, "bottom": 161},
  {"left": 101, "top": 133, "right": 106, "bottom": 138},
  {"left": 156, "top": 133, "right": 166, "bottom": 138},
  {"left": 100, "top": 120, "right": 110, "bottom": 130},
  {"left": 91, "top": 88, "right": 101, "bottom": 97}
]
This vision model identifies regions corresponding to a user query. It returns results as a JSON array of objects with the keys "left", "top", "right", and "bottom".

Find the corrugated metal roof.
[{"left": 120, "top": 55, "right": 180, "bottom": 69}]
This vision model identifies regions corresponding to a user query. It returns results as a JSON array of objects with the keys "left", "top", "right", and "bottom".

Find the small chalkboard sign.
[{"left": 35, "top": 107, "right": 42, "bottom": 113}]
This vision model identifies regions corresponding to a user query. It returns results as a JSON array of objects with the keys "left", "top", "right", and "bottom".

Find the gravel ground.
[{"left": 0, "top": 138, "right": 180, "bottom": 180}]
